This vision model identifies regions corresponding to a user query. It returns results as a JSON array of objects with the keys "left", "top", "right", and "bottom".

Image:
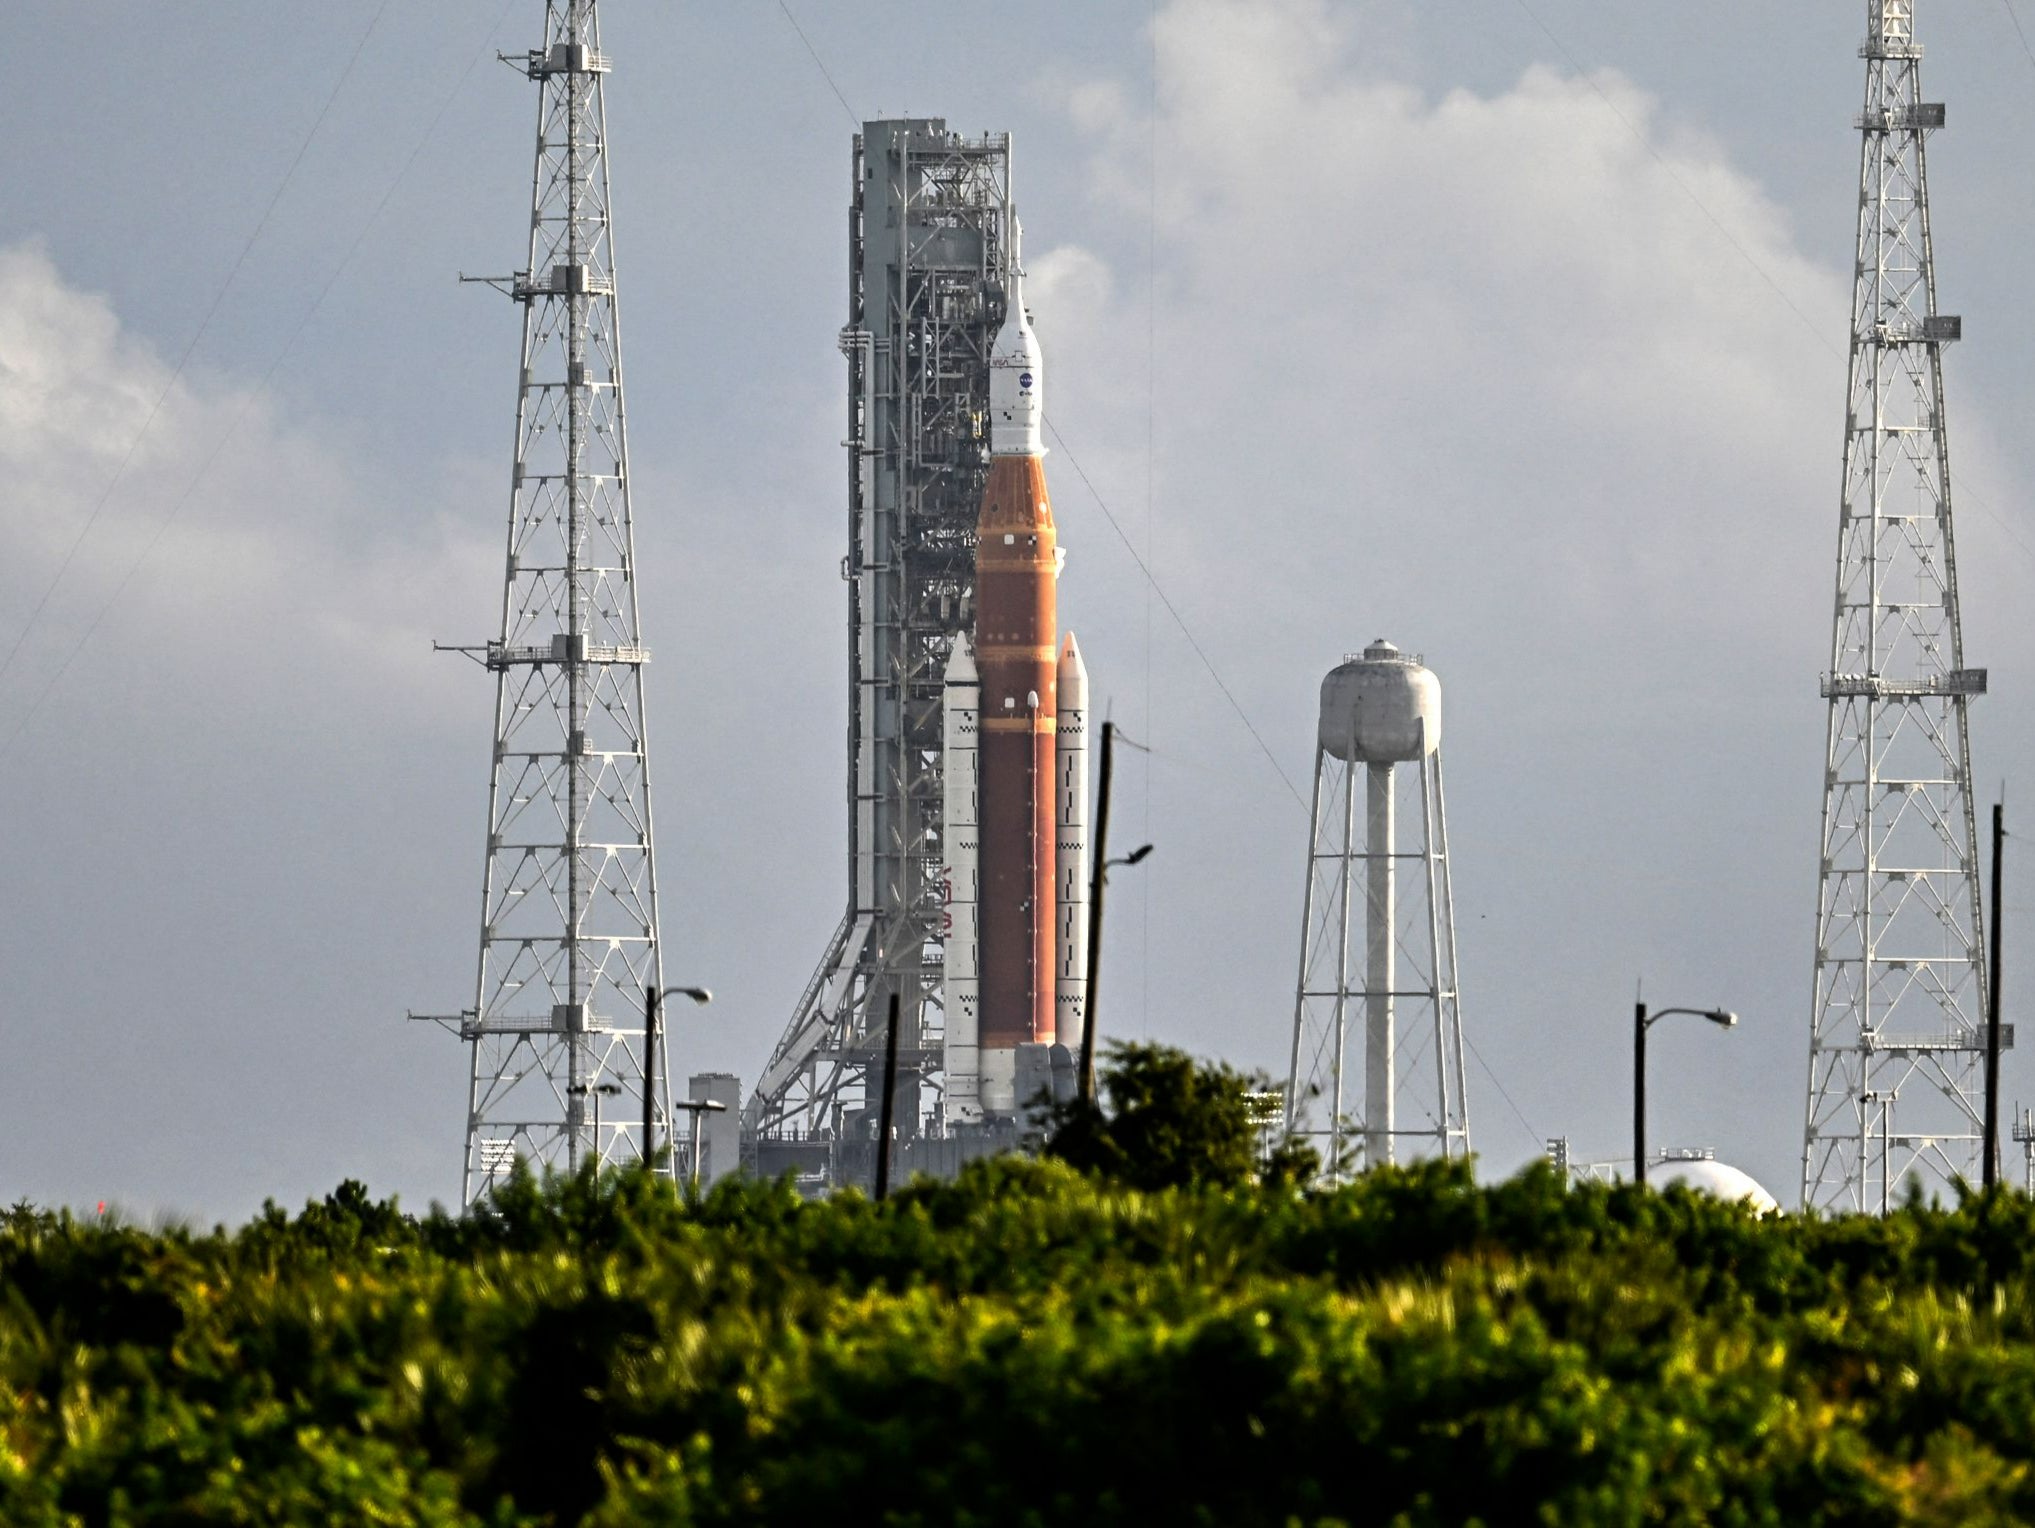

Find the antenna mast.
[
  {"left": 419, "top": 0, "right": 670, "bottom": 1204},
  {"left": 1802, "top": 0, "right": 1988, "bottom": 1212}
]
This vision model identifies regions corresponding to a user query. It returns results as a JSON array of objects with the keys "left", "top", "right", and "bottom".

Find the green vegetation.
[
  {"left": 1044, "top": 1039, "right": 1315, "bottom": 1190},
  {"left": 6, "top": 1050, "right": 2035, "bottom": 1523}
]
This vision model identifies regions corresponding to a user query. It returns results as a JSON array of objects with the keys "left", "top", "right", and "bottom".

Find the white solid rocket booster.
[
  {"left": 941, "top": 634, "right": 982, "bottom": 1125},
  {"left": 1055, "top": 632, "right": 1089, "bottom": 1054}
]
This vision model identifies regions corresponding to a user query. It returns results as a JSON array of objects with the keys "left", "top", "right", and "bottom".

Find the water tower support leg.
[{"left": 1366, "top": 761, "right": 1395, "bottom": 1167}]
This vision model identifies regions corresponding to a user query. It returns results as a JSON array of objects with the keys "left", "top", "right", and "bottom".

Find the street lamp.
[
  {"left": 1079, "top": 826, "right": 1154, "bottom": 1107},
  {"left": 668, "top": 1098, "right": 729, "bottom": 1189},
  {"left": 645, "top": 985, "right": 712, "bottom": 1168},
  {"left": 568, "top": 1080, "right": 623, "bottom": 1167},
  {"left": 1077, "top": 720, "right": 1158, "bottom": 1105},
  {"left": 1634, "top": 1001, "right": 1737, "bottom": 1185}
]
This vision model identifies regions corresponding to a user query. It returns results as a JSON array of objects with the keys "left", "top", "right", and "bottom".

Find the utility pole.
[{"left": 1079, "top": 722, "right": 1115, "bottom": 1105}]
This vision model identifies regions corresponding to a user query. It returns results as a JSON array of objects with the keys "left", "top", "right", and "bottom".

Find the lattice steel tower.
[
  {"left": 1802, "top": 0, "right": 1988, "bottom": 1212},
  {"left": 747, "top": 122, "right": 1012, "bottom": 1161},
  {"left": 417, "top": 0, "right": 669, "bottom": 1205}
]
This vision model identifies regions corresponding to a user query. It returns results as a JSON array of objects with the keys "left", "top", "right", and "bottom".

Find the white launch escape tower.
[
  {"left": 748, "top": 123, "right": 1014, "bottom": 1163},
  {"left": 1288, "top": 643, "right": 1467, "bottom": 1175},
  {"left": 1801, "top": 0, "right": 1989, "bottom": 1213},
  {"left": 416, "top": 0, "right": 671, "bottom": 1205}
]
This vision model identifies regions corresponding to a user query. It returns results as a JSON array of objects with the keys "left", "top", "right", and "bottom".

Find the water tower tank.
[{"left": 1318, "top": 641, "right": 1441, "bottom": 763}]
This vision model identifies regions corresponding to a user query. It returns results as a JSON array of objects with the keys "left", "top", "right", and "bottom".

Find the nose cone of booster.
[
  {"left": 1057, "top": 631, "right": 1086, "bottom": 703},
  {"left": 945, "top": 632, "right": 980, "bottom": 685},
  {"left": 989, "top": 224, "right": 1043, "bottom": 458}
]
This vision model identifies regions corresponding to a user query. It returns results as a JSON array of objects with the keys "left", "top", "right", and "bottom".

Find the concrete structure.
[{"left": 687, "top": 1073, "right": 742, "bottom": 1188}]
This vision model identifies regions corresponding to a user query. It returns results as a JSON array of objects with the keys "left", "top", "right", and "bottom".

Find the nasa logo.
[{"left": 1019, "top": 372, "right": 1033, "bottom": 390}]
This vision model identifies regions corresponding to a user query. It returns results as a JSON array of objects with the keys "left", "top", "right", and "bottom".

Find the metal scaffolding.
[
  {"left": 747, "top": 121, "right": 1012, "bottom": 1170},
  {"left": 415, "top": 0, "right": 670, "bottom": 1206},
  {"left": 1801, "top": 0, "right": 1989, "bottom": 1212}
]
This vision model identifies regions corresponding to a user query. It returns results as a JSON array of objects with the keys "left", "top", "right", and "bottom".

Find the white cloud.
[
  {"left": 0, "top": 240, "right": 495, "bottom": 732},
  {"left": 1021, "top": 0, "right": 2031, "bottom": 1192},
  {"left": 0, "top": 242, "right": 499, "bottom": 1218},
  {"left": 1052, "top": 0, "right": 1848, "bottom": 644}
]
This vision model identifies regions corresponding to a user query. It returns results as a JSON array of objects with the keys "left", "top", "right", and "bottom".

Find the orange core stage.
[{"left": 974, "top": 452, "right": 1059, "bottom": 1053}]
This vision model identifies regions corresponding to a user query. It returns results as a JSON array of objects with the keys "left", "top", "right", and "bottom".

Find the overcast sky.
[{"left": 5, "top": 0, "right": 2035, "bottom": 1220}]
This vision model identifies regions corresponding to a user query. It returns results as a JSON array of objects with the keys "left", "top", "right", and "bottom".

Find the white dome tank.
[
  {"left": 1651, "top": 1158, "right": 1780, "bottom": 1215},
  {"left": 1318, "top": 640, "right": 1441, "bottom": 763}
]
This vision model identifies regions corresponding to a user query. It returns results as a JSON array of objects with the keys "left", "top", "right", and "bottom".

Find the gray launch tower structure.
[
  {"left": 1801, "top": 0, "right": 1990, "bottom": 1212},
  {"left": 748, "top": 122, "right": 1014, "bottom": 1167},
  {"left": 415, "top": 0, "right": 672, "bottom": 1205}
]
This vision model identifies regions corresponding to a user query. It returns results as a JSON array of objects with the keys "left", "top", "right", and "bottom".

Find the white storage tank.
[
  {"left": 1318, "top": 640, "right": 1441, "bottom": 763},
  {"left": 1651, "top": 1157, "right": 1781, "bottom": 1215}
]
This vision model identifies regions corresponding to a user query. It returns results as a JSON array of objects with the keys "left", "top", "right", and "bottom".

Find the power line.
[
  {"left": 1464, "top": 1030, "right": 1547, "bottom": 1158},
  {"left": 0, "top": 0, "right": 518, "bottom": 768},
  {"left": 773, "top": 2, "right": 858, "bottom": 128},
  {"left": 2001, "top": 0, "right": 2035, "bottom": 70},
  {"left": 0, "top": 1, "right": 392, "bottom": 696},
  {"left": 1045, "top": 419, "right": 1307, "bottom": 811}
]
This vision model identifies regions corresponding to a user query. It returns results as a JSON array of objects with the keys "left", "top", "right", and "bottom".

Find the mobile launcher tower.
[
  {"left": 747, "top": 123, "right": 1089, "bottom": 1184},
  {"left": 1287, "top": 644, "right": 1469, "bottom": 1177}
]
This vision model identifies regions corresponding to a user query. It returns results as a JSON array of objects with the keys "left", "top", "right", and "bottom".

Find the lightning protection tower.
[
  {"left": 746, "top": 121, "right": 1012, "bottom": 1171},
  {"left": 1801, "top": 0, "right": 1989, "bottom": 1213},
  {"left": 415, "top": 0, "right": 670, "bottom": 1206},
  {"left": 1287, "top": 643, "right": 1468, "bottom": 1177}
]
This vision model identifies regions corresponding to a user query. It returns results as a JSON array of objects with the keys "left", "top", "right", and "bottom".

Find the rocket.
[{"left": 942, "top": 217, "right": 1089, "bottom": 1123}]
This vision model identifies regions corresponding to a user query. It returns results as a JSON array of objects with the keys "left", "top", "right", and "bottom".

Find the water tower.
[{"left": 1287, "top": 641, "right": 1468, "bottom": 1174}]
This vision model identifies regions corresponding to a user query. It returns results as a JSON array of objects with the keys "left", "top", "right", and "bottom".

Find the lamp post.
[
  {"left": 644, "top": 985, "right": 712, "bottom": 1169},
  {"left": 1078, "top": 725, "right": 1154, "bottom": 1109},
  {"left": 568, "top": 1080, "right": 623, "bottom": 1167},
  {"left": 1634, "top": 1001, "right": 1737, "bottom": 1185},
  {"left": 668, "top": 1098, "right": 729, "bottom": 1189}
]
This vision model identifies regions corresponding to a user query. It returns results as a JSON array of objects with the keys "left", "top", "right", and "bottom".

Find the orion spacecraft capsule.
[{"left": 941, "top": 218, "right": 1089, "bottom": 1123}]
